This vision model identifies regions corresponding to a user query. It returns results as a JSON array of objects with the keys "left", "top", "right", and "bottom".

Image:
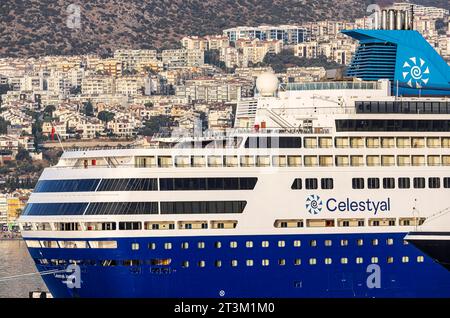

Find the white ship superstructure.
[{"left": 17, "top": 27, "right": 450, "bottom": 297}]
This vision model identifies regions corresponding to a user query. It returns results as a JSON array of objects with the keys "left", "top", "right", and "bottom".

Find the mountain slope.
[{"left": 0, "top": 0, "right": 448, "bottom": 57}]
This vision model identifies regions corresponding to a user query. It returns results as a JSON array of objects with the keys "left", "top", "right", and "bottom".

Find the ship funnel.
[{"left": 373, "top": 8, "right": 414, "bottom": 31}]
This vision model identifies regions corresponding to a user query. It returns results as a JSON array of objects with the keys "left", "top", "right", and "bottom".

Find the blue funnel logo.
[
  {"left": 402, "top": 57, "right": 430, "bottom": 88},
  {"left": 306, "top": 194, "right": 323, "bottom": 215}
]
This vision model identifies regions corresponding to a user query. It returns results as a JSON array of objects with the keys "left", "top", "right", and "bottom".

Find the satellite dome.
[{"left": 256, "top": 72, "right": 279, "bottom": 96}]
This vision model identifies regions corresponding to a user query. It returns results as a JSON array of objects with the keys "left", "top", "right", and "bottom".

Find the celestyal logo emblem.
[
  {"left": 402, "top": 57, "right": 430, "bottom": 88},
  {"left": 306, "top": 194, "right": 323, "bottom": 215}
]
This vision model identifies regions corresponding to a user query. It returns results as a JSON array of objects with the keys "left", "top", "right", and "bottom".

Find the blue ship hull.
[{"left": 26, "top": 232, "right": 450, "bottom": 298}]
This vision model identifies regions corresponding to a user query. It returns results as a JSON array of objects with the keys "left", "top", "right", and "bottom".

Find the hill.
[{"left": 0, "top": 0, "right": 448, "bottom": 57}]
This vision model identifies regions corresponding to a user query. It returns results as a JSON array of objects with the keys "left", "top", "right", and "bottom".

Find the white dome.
[{"left": 256, "top": 72, "right": 279, "bottom": 96}]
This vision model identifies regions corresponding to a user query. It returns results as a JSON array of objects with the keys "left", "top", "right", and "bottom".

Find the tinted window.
[
  {"left": 305, "top": 178, "right": 318, "bottom": 190},
  {"left": 352, "top": 178, "right": 364, "bottom": 189},
  {"left": 85, "top": 202, "right": 158, "bottom": 215},
  {"left": 159, "top": 178, "right": 257, "bottom": 191},
  {"left": 160, "top": 201, "right": 247, "bottom": 214},
  {"left": 291, "top": 179, "right": 302, "bottom": 190},
  {"left": 398, "top": 177, "right": 410, "bottom": 189},
  {"left": 429, "top": 177, "right": 440, "bottom": 189},
  {"left": 321, "top": 178, "right": 333, "bottom": 190},
  {"left": 336, "top": 119, "right": 450, "bottom": 132},
  {"left": 367, "top": 178, "right": 380, "bottom": 189},
  {"left": 22, "top": 203, "right": 88, "bottom": 216},
  {"left": 245, "top": 137, "right": 301, "bottom": 148},
  {"left": 383, "top": 178, "right": 395, "bottom": 189},
  {"left": 444, "top": 177, "right": 450, "bottom": 188},
  {"left": 34, "top": 179, "right": 101, "bottom": 193},
  {"left": 97, "top": 178, "right": 158, "bottom": 191},
  {"left": 414, "top": 177, "right": 426, "bottom": 189}
]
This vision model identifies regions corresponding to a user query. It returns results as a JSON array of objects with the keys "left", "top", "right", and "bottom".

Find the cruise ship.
[{"left": 18, "top": 12, "right": 450, "bottom": 298}]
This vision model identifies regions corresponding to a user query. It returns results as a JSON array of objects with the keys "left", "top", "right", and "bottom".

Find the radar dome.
[{"left": 256, "top": 72, "right": 279, "bottom": 96}]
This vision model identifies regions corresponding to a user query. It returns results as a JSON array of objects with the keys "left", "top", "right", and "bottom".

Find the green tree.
[
  {"left": 0, "top": 84, "right": 12, "bottom": 105},
  {"left": 141, "top": 115, "right": 171, "bottom": 136},
  {"left": 15, "top": 148, "right": 31, "bottom": 162},
  {"left": 204, "top": 49, "right": 227, "bottom": 71},
  {"left": 262, "top": 49, "right": 342, "bottom": 73},
  {"left": 69, "top": 86, "right": 81, "bottom": 95},
  {"left": 44, "top": 105, "right": 56, "bottom": 117},
  {"left": 0, "top": 117, "right": 10, "bottom": 134},
  {"left": 98, "top": 110, "right": 115, "bottom": 124},
  {"left": 83, "top": 100, "right": 94, "bottom": 117}
]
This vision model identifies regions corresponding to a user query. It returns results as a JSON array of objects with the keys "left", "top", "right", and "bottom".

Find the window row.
[
  {"left": 336, "top": 119, "right": 450, "bottom": 132},
  {"left": 160, "top": 201, "right": 247, "bottom": 214},
  {"left": 181, "top": 256, "right": 425, "bottom": 268},
  {"left": 22, "top": 200, "right": 247, "bottom": 216},
  {"left": 25, "top": 240, "right": 117, "bottom": 249},
  {"left": 34, "top": 258, "right": 171, "bottom": 267},
  {"left": 274, "top": 217, "right": 425, "bottom": 228},
  {"left": 34, "top": 256, "right": 425, "bottom": 268},
  {"left": 355, "top": 100, "right": 450, "bottom": 115},
  {"left": 132, "top": 153, "right": 450, "bottom": 168},
  {"left": 146, "top": 237, "right": 407, "bottom": 251},
  {"left": 159, "top": 178, "right": 257, "bottom": 191},
  {"left": 24, "top": 220, "right": 238, "bottom": 232},
  {"left": 291, "top": 178, "right": 333, "bottom": 190},
  {"left": 34, "top": 177, "right": 257, "bottom": 193},
  {"left": 352, "top": 177, "right": 450, "bottom": 189}
]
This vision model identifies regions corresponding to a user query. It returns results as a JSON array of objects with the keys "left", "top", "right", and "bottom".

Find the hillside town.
[{"left": 0, "top": 2, "right": 449, "bottom": 230}]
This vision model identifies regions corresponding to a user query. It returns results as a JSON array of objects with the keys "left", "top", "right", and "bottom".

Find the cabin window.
[
  {"left": 381, "top": 155, "right": 395, "bottom": 166},
  {"left": 321, "top": 178, "right": 333, "bottom": 189},
  {"left": 398, "top": 177, "right": 410, "bottom": 189},
  {"left": 397, "top": 155, "right": 410, "bottom": 166},
  {"left": 131, "top": 243, "right": 139, "bottom": 250},
  {"left": 429, "top": 177, "right": 441, "bottom": 188},
  {"left": 287, "top": 156, "right": 302, "bottom": 167},
  {"left": 366, "top": 137, "right": 379, "bottom": 148},
  {"left": 413, "top": 177, "right": 426, "bottom": 188},
  {"left": 305, "top": 178, "right": 318, "bottom": 189},
  {"left": 335, "top": 137, "right": 349, "bottom": 148},
  {"left": 366, "top": 155, "right": 380, "bottom": 166},
  {"left": 304, "top": 156, "right": 318, "bottom": 167},
  {"left": 335, "top": 156, "right": 349, "bottom": 166},
  {"left": 319, "top": 156, "right": 333, "bottom": 167},
  {"left": 383, "top": 178, "right": 395, "bottom": 189},
  {"left": 412, "top": 155, "right": 425, "bottom": 166},
  {"left": 396, "top": 137, "right": 411, "bottom": 148},
  {"left": 319, "top": 137, "right": 332, "bottom": 148},
  {"left": 428, "top": 156, "right": 441, "bottom": 166},
  {"left": 350, "top": 137, "right": 364, "bottom": 148},
  {"left": 352, "top": 178, "right": 364, "bottom": 189},
  {"left": 350, "top": 156, "right": 364, "bottom": 166}
]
